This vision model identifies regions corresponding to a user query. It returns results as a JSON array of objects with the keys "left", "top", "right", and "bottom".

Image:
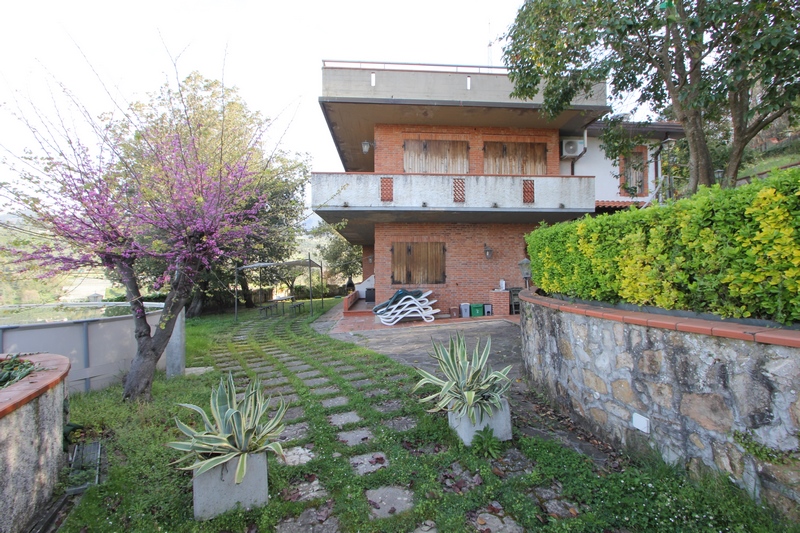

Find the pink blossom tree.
[{"left": 1, "top": 74, "right": 296, "bottom": 400}]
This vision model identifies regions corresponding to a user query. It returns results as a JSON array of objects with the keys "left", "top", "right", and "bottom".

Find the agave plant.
[
  {"left": 166, "top": 373, "right": 287, "bottom": 484},
  {"left": 412, "top": 333, "right": 512, "bottom": 424}
]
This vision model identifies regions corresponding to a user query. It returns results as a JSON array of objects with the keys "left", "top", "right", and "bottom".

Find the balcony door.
[
  {"left": 484, "top": 142, "right": 547, "bottom": 175},
  {"left": 403, "top": 140, "right": 469, "bottom": 174}
]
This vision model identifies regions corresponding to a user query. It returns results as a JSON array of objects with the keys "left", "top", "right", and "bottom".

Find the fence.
[{"left": 0, "top": 304, "right": 184, "bottom": 394}]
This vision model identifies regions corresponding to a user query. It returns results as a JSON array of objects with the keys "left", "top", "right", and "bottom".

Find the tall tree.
[
  {"left": 312, "top": 223, "right": 363, "bottom": 283},
  {"left": 504, "top": 0, "right": 800, "bottom": 193},
  {"left": 0, "top": 73, "right": 304, "bottom": 401}
]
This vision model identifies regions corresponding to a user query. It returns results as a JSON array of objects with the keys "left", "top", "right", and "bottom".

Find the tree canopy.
[
  {"left": 0, "top": 72, "right": 307, "bottom": 400},
  {"left": 504, "top": 0, "right": 800, "bottom": 193}
]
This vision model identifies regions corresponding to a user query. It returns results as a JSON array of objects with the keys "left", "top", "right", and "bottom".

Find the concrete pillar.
[{"left": 166, "top": 308, "right": 185, "bottom": 378}]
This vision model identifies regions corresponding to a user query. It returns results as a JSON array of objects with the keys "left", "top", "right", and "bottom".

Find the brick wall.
[
  {"left": 373, "top": 222, "right": 537, "bottom": 311},
  {"left": 374, "top": 124, "right": 560, "bottom": 175}
]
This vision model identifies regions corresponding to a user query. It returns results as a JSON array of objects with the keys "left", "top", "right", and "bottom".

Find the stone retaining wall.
[
  {"left": 0, "top": 353, "right": 70, "bottom": 533},
  {"left": 519, "top": 292, "right": 800, "bottom": 517}
]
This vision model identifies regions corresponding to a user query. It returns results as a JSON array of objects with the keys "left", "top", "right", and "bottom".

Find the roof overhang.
[{"left": 320, "top": 97, "right": 611, "bottom": 172}]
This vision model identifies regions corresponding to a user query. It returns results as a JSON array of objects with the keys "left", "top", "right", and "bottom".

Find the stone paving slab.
[
  {"left": 383, "top": 416, "right": 417, "bottom": 432},
  {"left": 321, "top": 396, "right": 349, "bottom": 408},
  {"left": 296, "top": 370, "right": 322, "bottom": 379},
  {"left": 311, "top": 386, "right": 340, "bottom": 396},
  {"left": 365, "top": 486, "right": 414, "bottom": 519},
  {"left": 275, "top": 506, "right": 339, "bottom": 533},
  {"left": 374, "top": 399, "right": 403, "bottom": 413},
  {"left": 350, "top": 452, "right": 388, "bottom": 475},
  {"left": 337, "top": 428, "right": 374, "bottom": 446},
  {"left": 281, "top": 446, "right": 316, "bottom": 466},
  {"left": 328, "top": 411, "right": 362, "bottom": 427},
  {"left": 350, "top": 378, "right": 374, "bottom": 388},
  {"left": 363, "top": 388, "right": 390, "bottom": 398},
  {"left": 303, "top": 377, "right": 330, "bottom": 387},
  {"left": 279, "top": 422, "right": 310, "bottom": 443}
]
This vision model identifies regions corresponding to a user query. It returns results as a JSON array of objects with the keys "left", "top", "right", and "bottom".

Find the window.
[
  {"left": 391, "top": 242, "right": 446, "bottom": 284},
  {"left": 403, "top": 140, "right": 469, "bottom": 173},
  {"left": 484, "top": 142, "right": 547, "bottom": 175},
  {"left": 619, "top": 147, "right": 649, "bottom": 197}
]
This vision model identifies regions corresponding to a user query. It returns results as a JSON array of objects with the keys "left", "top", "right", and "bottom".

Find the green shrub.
[{"left": 526, "top": 168, "right": 800, "bottom": 324}]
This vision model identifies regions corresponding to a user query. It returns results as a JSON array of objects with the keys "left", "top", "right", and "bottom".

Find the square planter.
[
  {"left": 192, "top": 453, "right": 268, "bottom": 520},
  {"left": 447, "top": 398, "right": 512, "bottom": 446}
]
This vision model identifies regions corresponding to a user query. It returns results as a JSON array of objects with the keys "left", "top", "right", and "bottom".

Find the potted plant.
[
  {"left": 167, "top": 373, "right": 287, "bottom": 520},
  {"left": 412, "top": 333, "right": 513, "bottom": 446}
]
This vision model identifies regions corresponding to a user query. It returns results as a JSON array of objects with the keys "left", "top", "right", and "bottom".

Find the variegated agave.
[
  {"left": 166, "top": 373, "right": 286, "bottom": 484},
  {"left": 412, "top": 333, "right": 511, "bottom": 424}
]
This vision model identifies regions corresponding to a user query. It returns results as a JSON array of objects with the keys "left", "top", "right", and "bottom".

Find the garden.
[{"left": 51, "top": 302, "right": 795, "bottom": 532}]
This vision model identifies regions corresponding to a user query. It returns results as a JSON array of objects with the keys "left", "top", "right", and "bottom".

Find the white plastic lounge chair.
[{"left": 373, "top": 290, "right": 440, "bottom": 326}]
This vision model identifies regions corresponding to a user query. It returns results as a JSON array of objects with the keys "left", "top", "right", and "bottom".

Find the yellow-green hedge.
[{"left": 525, "top": 168, "right": 800, "bottom": 324}]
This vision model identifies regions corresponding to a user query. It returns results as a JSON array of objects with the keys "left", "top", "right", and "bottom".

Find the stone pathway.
[{"left": 201, "top": 311, "right": 621, "bottom": 532}]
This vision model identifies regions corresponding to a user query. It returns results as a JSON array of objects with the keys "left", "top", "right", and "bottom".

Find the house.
[{"left": 311, "top": 60, "right": 682, "bottom": 316}]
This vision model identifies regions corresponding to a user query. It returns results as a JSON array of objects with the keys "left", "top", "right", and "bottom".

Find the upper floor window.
[
  {"left": 484, "top": 142, "right": 547, "bottom": 175},
  {"left": 619, "top": 146, "right": 649, "bottom": 197},
  {"left": 403, "top": 140, "right": 469, "bottom": 174}
]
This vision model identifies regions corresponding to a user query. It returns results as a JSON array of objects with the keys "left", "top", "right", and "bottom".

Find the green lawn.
[{"left": 60, "top": 302, "right": 795, "bottom": 532}]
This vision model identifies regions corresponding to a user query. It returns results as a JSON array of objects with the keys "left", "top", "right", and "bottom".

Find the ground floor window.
[{"left": 391, "top": 242, "right": 446, "bottom": 284}]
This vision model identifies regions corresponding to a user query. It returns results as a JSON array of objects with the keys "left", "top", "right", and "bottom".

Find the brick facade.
[
  {"left": 373, "top": 124, "right": 560, "bottom": 176},
  {"left": 373, "top": 222, "right": 537, "bottom": 312}
]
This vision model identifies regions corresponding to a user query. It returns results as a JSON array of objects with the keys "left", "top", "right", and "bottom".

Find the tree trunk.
[
  {"left": 186, "top": 280, "right": 208, "bottom": 318},
  {"left": 682, "top": 110, "right": 715, "bottom": 193},
  {"left": 119, "top": 258, "right": 195, "bottom": 401},
  {"left": 240, "top": 275, "right": 255, "bottom": 308}
]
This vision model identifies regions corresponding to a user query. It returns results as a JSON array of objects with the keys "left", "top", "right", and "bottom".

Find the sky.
[{"left": 0, "top": 0, "right": 525, "bottom": 177}]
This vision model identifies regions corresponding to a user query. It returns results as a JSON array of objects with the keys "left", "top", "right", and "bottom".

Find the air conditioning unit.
[{"left": 562, "top": 139, "right": 585, "bottom": 157}]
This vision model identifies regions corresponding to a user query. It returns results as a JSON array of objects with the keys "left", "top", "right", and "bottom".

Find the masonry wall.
[
  {"left": 374, "top": 222, "right": 535, "bottom": 312},
  {"left": 519, "top": 293, "right": 800, "bottom": 517},
  {"left": 0, "top": 354, "right": 70, "bottom": 533},
  {"left": 373, "top": 124, "right": 560, "bottom": 176}
]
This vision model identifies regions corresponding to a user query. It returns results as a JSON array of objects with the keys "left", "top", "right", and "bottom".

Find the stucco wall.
[
  {"left": 520, "top": 293, "right": 800, "bottom": 516},
  {"left": 0, "top": 354, "right": 70, "bottom": 533}
]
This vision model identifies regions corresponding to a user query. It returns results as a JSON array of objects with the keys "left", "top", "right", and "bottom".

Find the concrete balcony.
[{"left": 311, "top": 173, "right": 595, "bottom": 244}]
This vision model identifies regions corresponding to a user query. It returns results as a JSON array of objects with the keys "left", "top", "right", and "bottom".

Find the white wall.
[{"left": 560, "top": 137, "right": 659, "bottom": 204}]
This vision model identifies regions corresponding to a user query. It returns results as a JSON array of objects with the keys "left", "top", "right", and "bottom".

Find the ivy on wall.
[{"left": 525, "top": 168, "right": 800, "bottom": 324}]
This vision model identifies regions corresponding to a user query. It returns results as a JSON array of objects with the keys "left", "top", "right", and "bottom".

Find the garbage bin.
[
  {"left": 470, "top": 303, "right": 485, "bottom": 317},
  {"left": 365, "top": 288, "right": 375, "bottom": 303},
  {"left": 484, "top": 304, "right": 493, "bottom": 316},
  {"left": 460, "top": 303, "right": 470, "bottom": 318}
]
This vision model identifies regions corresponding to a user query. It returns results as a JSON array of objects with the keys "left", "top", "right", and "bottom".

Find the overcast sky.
[{"left": 0, "top": 0, "right": 524, "bottom": 176}]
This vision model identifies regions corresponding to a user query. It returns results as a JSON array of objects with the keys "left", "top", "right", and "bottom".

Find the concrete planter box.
[
  {"left": 448, "top": 398, "right": 512, "bottom": 446},
  {"left": 193, "top": 453, "right": 268, "bottom": 520}
]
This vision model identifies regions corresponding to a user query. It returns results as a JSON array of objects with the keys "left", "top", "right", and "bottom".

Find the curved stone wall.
[
  {"left": 519, "top": 292, "right": 800, "bottom": 517},
  {"left": 0, "top": 353, "right": 70, "bottom": 533}
]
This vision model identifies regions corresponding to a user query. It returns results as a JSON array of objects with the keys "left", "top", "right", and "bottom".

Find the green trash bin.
[{"left": 470, "top": 303, "right": 485, "bottom": 317}]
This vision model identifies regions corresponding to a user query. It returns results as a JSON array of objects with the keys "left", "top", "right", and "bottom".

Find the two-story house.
[{"left": 311, "top": 60, "right": 681, "bottom": 317}]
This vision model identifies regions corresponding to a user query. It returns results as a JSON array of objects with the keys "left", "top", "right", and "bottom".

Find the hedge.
[{"left": 525, "top": 168, "right": 800, "bottom": 324}]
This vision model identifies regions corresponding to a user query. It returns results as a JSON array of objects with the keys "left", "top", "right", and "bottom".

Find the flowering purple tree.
[{"left": 1, "top": 76, "right": 284, "bottom": 400}]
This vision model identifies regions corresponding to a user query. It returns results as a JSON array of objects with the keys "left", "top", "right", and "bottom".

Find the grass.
[
  {"left": 739, "top": 139, "right": 800, "bottom": 178},
  {"left": 60, "top": 302, "right": 797, "bottom": 532}
]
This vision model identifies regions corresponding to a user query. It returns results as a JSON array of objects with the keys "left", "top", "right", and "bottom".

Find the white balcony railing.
[{"left": 311, "top": 173, "right": 595, "bottom": 212}]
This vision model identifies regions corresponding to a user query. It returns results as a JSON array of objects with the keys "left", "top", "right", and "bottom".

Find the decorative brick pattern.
[
  {"left": 522, "top": 179, "right": 535, "bottom": 203},
  {"left": 453, "top": 178, "right": 465, "bottom": 203},
  {"left": 380, "top": 177, "right": 393, "bottom": 202}
]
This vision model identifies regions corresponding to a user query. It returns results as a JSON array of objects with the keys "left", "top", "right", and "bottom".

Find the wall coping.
[
  {"left": 0, "top": 353, "right": 70, "bottom": 418},
  {"left": 520, "top": 291, "right": 800, "bottom": 348}
]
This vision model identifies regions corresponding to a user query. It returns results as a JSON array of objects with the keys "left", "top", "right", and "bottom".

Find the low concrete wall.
[
  {"left": 0, "top": 309, "right": 182, "bottom": 393},
  {"left": 0, "top": 353, "right": 70, "bottom": 533},
  {"left": 520, "top": 292, "right": 800, "bottom": 517}
]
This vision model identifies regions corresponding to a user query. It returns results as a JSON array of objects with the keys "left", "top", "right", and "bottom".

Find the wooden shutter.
[
  {"left": 484, "top": 142, "right": 547, "bottom": 175},
  {"left": 404, "top": 140, "right": 468, "bottom": 173},
  {"left": 391, "top": 242, "right": 445, "bottom": 284}
]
